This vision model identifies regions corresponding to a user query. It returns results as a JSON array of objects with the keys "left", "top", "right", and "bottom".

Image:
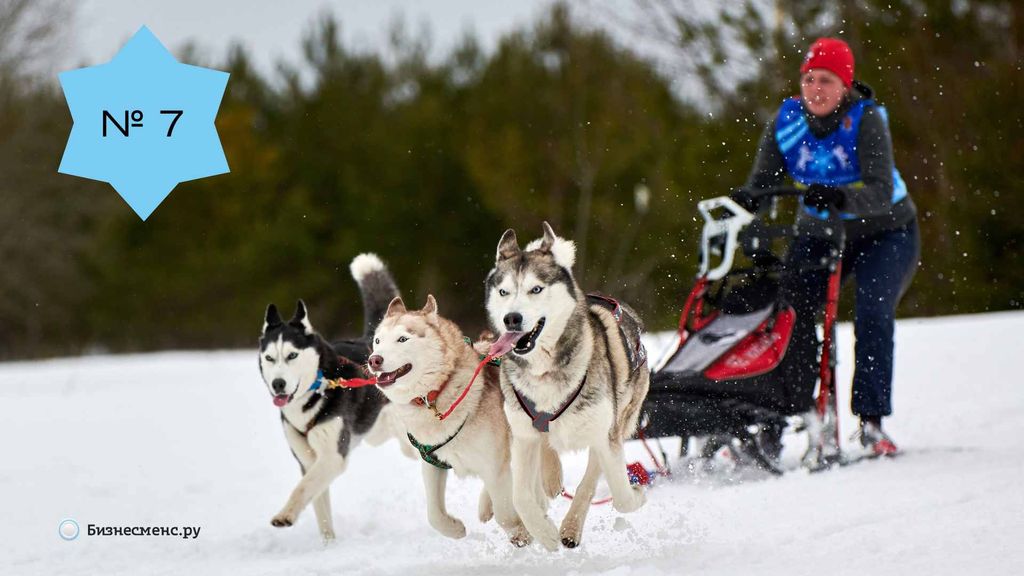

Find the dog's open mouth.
[
  {"left": 489, "top": 318, "right": 546, "bottom": 357},
  {"left": 375, "top": 363, "right": 412, "bottom": 388},
  {"left": 272, "top": 394, "right": 290, "bottom": 407},
  {"left": 513, "top": 318, "right": 545, "bottom": 354}
]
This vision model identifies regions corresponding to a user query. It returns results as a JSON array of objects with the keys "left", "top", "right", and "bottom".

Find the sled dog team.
[{"left": 259, "top": 223, "right": 650, "bottom": 550}]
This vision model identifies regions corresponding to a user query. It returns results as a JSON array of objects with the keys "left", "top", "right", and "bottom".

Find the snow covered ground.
[{"left": 2, "top": 311, "right": 1022, "bottom": 575}]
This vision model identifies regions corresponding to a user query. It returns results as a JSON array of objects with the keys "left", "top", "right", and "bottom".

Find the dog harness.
[
  {"left": 511, "top": 294, "right": 648, "bottom": 433},
  {"left": 407, "top": 420, "right": 467, "bottom": 470},
  {"left": 512, "top": 374, "right": 587, "bottom": 433},
  {"left": 586, "top": 293, "right": 648, "bottom": 374}
]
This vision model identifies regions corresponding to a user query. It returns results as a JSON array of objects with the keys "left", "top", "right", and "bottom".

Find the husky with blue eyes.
[
  {"left": 368, "top": 295, "right": 563, "bottom": 546},
  {"left": 258, "top": 253, "right": 411, "bottom": 541},
  {"left": 485, "top": 222, "right": 651, "bottom": 551}
]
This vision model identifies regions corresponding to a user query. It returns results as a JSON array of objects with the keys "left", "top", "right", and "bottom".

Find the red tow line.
[
  {"left": 325, "top": 355, "right": 380, "bottom": 389},
  {"left": 327, "top": 376, "right": 378, "bottom": 389},
  {"left": 431, "top": 352, "right": 501, "bottom": 421},
  {"left": 338, "top": 351, "right": 502, "bottom": 422}
]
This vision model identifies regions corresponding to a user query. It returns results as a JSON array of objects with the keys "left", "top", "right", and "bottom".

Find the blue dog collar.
[{"left": 307, "top": 370, "right": 325, "bottom": 393}]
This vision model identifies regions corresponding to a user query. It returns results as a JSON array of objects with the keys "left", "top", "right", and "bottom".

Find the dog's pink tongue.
[
  {"left": 273, "top": 395, "right": 289, "bottom": 407},
  {"left": 489, "top": 331, "right": 525, "bottom": 357}
]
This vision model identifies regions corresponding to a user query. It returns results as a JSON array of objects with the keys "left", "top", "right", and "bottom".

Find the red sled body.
[{"left": 641, "top": 192, "right": 846, "bottom": 471}]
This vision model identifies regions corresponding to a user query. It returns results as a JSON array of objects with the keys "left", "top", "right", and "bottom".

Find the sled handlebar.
[
  {"left": 696, "top": 188, "right": 845, "bottom": 281},
  {"left": 737, "top": 186, "right": 847, "bottom": 234},
  {"left": 742, "top": 186, "right": 805, "bottom": 200},
  {"left": 696, "top": 196, "right": 755, "bottom": 280},
  {"left": 742, "top": 186, "right": 847, "bottom": 214}
]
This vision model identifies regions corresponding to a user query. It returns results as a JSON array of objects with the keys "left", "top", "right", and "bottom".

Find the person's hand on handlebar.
[
  {"left": 802, "top": 184, "right": 846, "bottom": 211},
  {"left": 730, "top": 188, "right": 763, "bottom": 213}
]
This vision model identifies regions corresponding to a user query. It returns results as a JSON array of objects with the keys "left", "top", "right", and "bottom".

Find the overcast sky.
[
  {"left": 53, "top": 0, "right": 724, "bottom": 105},
  {"left": 67, "top": 0, "right": 558, "bottom": 74}
]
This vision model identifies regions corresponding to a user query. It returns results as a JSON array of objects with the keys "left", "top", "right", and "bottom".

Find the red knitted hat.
[{"left": 800, "top": 37, "right": 854, "bottom": 88}]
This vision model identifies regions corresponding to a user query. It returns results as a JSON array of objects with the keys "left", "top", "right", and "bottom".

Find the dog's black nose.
[
  {"left": 368, "top": 354, "right": 384, "bottom": 370},
  {"left": 504, "top": 312, "right": 523, "bottom": 331},
  {"left": 271, "top": 378, "right": 286, "bottom": 393}
]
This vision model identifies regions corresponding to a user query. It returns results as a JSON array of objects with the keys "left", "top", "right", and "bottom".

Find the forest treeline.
[{"left": 0, "top": 1, "right": 1020, "bottom": 359}]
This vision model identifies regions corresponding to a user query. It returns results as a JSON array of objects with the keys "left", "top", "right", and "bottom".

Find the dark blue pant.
[{"left": 783, "top": 219, "right": 920, "bottom": 417}]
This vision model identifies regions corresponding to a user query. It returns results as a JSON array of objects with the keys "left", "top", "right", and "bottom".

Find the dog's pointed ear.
[
  {"left": 537, "top": 221, "right": 576, "bottom": 268},
  {"left": 290, "top": 300, "right": 314, "bottom": 334},
  {"left": 497, "top": 229, "right": 520, "bottom": 262},
  {"left": 422, "top": 294, "right": 438, "bottom": 322},
  {"left": 385, "top": 296, "right": 407, "bottom": 317},
  {"left": 263, "top": 304, "right": 283, "bottom": 333},
  {"left": 539, "top": 221, "right": 556, "bottom": 253}
]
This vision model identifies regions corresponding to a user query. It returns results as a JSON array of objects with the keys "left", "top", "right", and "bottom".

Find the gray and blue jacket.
[{"left": 745, "top": 81, "right": 917, "bottom": 240}]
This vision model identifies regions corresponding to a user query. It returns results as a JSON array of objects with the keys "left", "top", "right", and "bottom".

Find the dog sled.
[{"left": 641, "top": 188, "right": 848, "bottom": 474}]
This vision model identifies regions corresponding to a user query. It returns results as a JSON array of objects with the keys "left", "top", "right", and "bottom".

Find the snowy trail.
[{"left": 1, "top": 312, "right": 1022, "bottom": 575}]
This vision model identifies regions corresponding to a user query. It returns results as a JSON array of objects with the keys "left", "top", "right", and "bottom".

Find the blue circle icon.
[{"left": 58, "top": 519, "right": 80, "bottom": 541}]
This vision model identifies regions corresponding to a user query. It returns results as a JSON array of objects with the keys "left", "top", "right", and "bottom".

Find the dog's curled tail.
[{"left": 350, "top": 253, "right": 400, "bottom": 339}]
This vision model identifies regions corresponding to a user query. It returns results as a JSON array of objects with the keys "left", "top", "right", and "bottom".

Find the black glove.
[
  {"left": 730, "top": 188, "right": 762, "bottom": 213},
  {"left": 802, "top": 184, "right": 845, "bottom": 211}
]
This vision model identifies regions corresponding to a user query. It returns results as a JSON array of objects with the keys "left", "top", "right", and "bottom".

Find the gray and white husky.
[
  {"left": 485, "top": 222, "right": 651, "bottom": 551},
  {"left": 368, "top": 294, "right": 562, "bottom": 546},
  {"left": 258, "top": 253, "right": 409, "bottom": 541}
]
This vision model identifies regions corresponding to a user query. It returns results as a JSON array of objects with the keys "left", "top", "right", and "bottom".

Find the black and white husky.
[
  {"left": 486, "top": 222, "right": 651, "bottom": 551},
  {"left": 258, "top": 253, "right": 408, "bottom": 541}
]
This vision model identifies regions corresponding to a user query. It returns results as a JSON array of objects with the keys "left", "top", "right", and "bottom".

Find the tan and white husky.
[{"left": 368, "top": 295, "right": 562, "bottom": 545}]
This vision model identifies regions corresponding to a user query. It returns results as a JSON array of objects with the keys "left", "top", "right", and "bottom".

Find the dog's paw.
[
  {"left": 559, "top": 517, "right": 583, "bottom": 549},
  {"left": 320, "top": 529, "right": 336, "bottom": 543},
  {"left": 270, "top": 512, "right": 296, "bottom": 528},
  {"left": 612, "top": 485, "right": 646, "bottom": 514},
  {"left": 508, "top": 524, "right": 532, "bottom": 548},
  {"left": 429, "top": 514, "right": 467, "bottom": 539},
  {"left": 478, "top": 489, "right": 494, "bottom": 523}
]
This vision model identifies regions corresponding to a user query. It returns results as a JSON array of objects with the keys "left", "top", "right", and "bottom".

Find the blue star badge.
[{"left": 58, "top": 26, "right": 230, "bottom": 220}]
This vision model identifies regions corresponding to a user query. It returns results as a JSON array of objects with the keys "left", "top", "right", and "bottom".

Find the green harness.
[
  {"left": 407, "top": 339, "right": 497, "bottom": 469},
  {"left": 407, "top": 420, "right": 467, "bottom": 470}
]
